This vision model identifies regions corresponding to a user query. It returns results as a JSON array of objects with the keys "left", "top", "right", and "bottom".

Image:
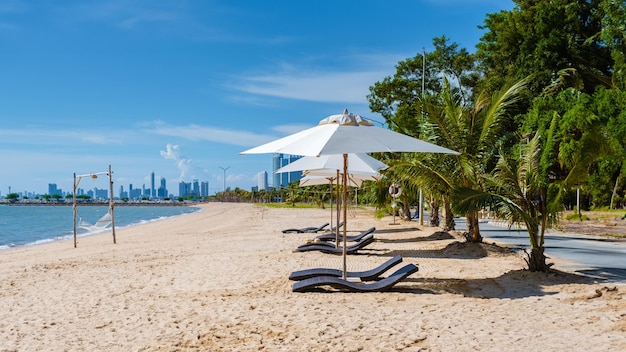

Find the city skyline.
[
  {"left": 2, "top": 158, "right": 307, "bottom": 198},
  {"left": 2, "top": 171, "right": 214, "bottom": 199}
]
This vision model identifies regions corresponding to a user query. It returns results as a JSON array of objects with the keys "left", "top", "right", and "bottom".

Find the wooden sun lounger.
[
  {"left": 295, "top": 234, "right": 375, "bottom": 254},
  {"left": 282, "top": 222, "right": 329, "bottom": 234},
  {"left": 314, "top": 226, "right": 375, "bottom": 242},
  {"left": 288, "top": 255, "right": 403, "bottom": 281},
  {"left": 292, "top": 263, "right": 419, "bottom": 292}
]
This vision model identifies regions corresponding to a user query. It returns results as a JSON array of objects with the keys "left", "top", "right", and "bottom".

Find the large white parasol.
[
  {"left": 275, "top": 153, "right": 388, "bottom": 175},
  {"left": 276, "top": 153, "right": 387, "bottom": 243},
  {"left": 241, "top": 109, "right": 459, "bottom": 279}
]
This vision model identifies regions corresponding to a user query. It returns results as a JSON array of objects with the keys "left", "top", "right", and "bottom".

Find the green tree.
[
  {"left": 284, "top": 181, "right": 301, "bottom": 206},
  {"left": 523, "top": 87, "right": 621, "bottom": 209},
  {"left": 476, "top": 0, "right": 612, "bottom": 98},
  {"left": 368, "top": 36, "right": 477, "bottom": 131},
  {"left": 600, "top": 0, "right": 626, "bottom": 90}
]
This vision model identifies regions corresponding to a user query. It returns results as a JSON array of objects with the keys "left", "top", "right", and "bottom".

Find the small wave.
[{"left": 0, "top": 244, "right": 15, "bottom": 251}]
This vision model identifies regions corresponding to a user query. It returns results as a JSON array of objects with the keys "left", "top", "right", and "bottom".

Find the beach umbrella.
[
  {"left": 299, "top": 172, "right": 377, "bottom": 245},
  {"left": 275, "top": 153, "right": 388, "bottom": 175},
  {"left": 299, "top": 174, "right": 370, "bottom": 187},
  {"left": 276, "top": 153, "right": 387, "bottom": 243},
  {"left": 241, "top": 109, "right": 459, "bottom": 279}
]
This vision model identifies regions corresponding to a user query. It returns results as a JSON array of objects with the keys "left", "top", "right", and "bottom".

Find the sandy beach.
[{"left": 0, "top": 203, "right": 624, "bottom": 351}]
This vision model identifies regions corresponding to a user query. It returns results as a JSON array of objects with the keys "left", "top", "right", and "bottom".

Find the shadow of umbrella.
[{"left": 241, "top": 109, "right": 459, "bottom": 279}]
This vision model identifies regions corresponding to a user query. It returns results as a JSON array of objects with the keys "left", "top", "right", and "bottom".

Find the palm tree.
[
  {"left": 390, "top": 77, "right": 528, "bottom": 241},
  {"left": 454, "top": 134, "right": 556, "bottom": 271},
  {"left": 455, "top": 110, "right": 611, "bottom": 271}
]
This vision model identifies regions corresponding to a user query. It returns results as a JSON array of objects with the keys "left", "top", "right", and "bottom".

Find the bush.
[{"left": 566, "top": 213, "right": 589, "bottom": 221}]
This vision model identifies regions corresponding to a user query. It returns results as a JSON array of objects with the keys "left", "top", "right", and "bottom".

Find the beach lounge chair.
[
  {"left": 282, "top": 222, "right": 329, "bottom": 234},
  {"left": 314, "top": 226, "right": 375, "bottom": 242},
  {"left": 288, "top": 255, "right": 403, "bottom": 281},
  {"left": 295, "top": 234, "right": 375, "bottom": 254},
  {"left": 292, "top": 263, "right": 419, "bottom": 292},
  {"left": 329, "top": 221, "right": 344, "bottom": 232}
]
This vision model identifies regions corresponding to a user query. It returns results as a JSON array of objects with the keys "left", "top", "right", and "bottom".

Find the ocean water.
[{"left": 0, "top": 205, "right": 200, "bottom": 250}]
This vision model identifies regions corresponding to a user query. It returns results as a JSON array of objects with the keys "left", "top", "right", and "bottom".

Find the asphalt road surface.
[{"left": 452, "top": 217, "right": 626, "bottom": 283}]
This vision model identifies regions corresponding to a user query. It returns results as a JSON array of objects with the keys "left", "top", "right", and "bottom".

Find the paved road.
[{"left": 452, "top": 217, "right": 626, "bottom": 283}]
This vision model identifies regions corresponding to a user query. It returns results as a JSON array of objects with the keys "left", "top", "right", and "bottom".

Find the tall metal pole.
[
  {"left": 219, "top": 166, "right": 230, "bottom": 193},
  {"left": 420, "top": 47, "right": 426, "bottom": 226},
  {"left": 342, "top": 154, "right": 348, "bottom": 280},
  {"left": 109, "top": 165, "right": 116, "bottom": 244},
  {"left": 73, "top": 173, "right": 77, "bottom": 248}
]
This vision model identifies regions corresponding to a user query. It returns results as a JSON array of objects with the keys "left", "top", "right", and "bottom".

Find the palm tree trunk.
[
  {"left": 402, "top": 194, "right": 412, "bottom": 221},
  {"left": 443, "top": 198, "right": 455, "bottom": 231},
  {"left": 525, "top": 245, "right": 553, "bottom": 272},
  {"left": 466, "top": 212, "right": 482, "bottom": 242},
  {"left": 610, "top": 166, "right": 621, "bottom": 210},
  {"left": 429, "top": 197, "right": 440, "bottom": 227}
]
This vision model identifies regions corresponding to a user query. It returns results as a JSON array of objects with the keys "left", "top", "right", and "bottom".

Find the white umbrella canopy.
[
  {"left": 275, "top": 153, "right": 388, "bottom": 175},
  {"left": 242, "top": 110, "right": 457, "bottom": 156},
  {"left": 241, "top": 109, "right": 459, "bottom": 279},
  {"left": 280, "top": 154, "right": 386, "bottom": 246},
  {"left": 299, "top": 172, "right": 374, "bottom": 246},
  {"left": 299, "top": 175, "right": 365, "bottom": 187}
]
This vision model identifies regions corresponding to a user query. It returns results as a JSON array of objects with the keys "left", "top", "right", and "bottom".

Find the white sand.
[{"left": 0, "top": 203, "right": 624, "bottom": 351}]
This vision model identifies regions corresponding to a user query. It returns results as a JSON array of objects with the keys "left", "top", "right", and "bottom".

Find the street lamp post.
[{"left": 219, "top": 166, "right": 230, "bottom": 193}]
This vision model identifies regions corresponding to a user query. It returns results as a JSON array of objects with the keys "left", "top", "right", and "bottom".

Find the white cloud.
[
  {"left": 228, "top": 52, "right": 406, "bottom": 104},
  {"left": 160, "top": 143, "right": 194, "bottom": 181},
  {"left": 148, "top": 123, "right": 280, "bottom": 147},
  {"left": 233, "top": 70, "right": 382, "bottom": 104},
  {"left": 272, "top": 124, "right": 314, "bottom": 135},
  {"left": 0, "top": 128, "right": 123, "bottom": 145}
]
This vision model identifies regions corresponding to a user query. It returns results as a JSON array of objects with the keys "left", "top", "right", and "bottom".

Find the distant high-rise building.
[
  {"left": 201, "top": 181, "right": 209, "bottom": 197},
  {"left": 257, "top": 171, "right": 268, "bottom": 191},
  {"left": 157, "top": 177, "right": 168, "bottom": 198},
  {"left": 119, "top": 185, "right": 127, "bottom": 199},
  {"left": 178, "top": 181, "right": 192, "bottom": 198},
  {"left": 129, "top": 184, "right": 142, "bottom": 199},
  {"left": 272, "top": 154, "right": 302, "bottom": 189},
  {"left": 95, "top": 188, "right": 108, "bottom": 199},
  {"left": 192, "top": 179, "right": 199, "bottom": 196},
  {"left": 48, "top": 183, "right": 61, "bottom": 196},
  {"left": 151, "top": 171, "right": 156, "bottom": 198}
]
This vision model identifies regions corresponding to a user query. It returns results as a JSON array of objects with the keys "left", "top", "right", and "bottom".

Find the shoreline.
[
  {"left": 0, "top": 203, "right": 624, "bottom": 351},
  {"left": 0, "top": 204, "right": 203, "bottom": 252},
  {"left": 1, "top": 201, "right": 203, "bottom": 206}
]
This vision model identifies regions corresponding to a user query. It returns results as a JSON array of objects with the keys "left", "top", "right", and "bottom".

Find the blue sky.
[{"left": 0, "top": 0, "right": 513, "bottom": 196}]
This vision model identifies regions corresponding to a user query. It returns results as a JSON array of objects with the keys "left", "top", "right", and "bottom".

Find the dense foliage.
[{"left": 366, "top": 0, "right": 626, "bottom": 271}]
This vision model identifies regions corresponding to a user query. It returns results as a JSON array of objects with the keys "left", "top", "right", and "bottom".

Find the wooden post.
[
  {"left": 335, "top": 169, "right": 340, "bottom": 248},
  {"left": 342, "top": 154, "right": 348, "bottom": 280}
]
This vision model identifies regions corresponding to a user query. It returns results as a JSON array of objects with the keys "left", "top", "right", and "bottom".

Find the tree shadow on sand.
[
  {"left": 393, "top": 269, "right": 597, "bottom": 299},
  {"left": 367, "top": 241, "right": 602, "bottom": 298},
  {"left": 374, "top": 227, "right": 423, "bottom": 234},
  {"left": 377, "top": 231, "right": 456, "bottom": 244},
  {"left": 380, "top": 241, "right": 518, "bottom": 260}
]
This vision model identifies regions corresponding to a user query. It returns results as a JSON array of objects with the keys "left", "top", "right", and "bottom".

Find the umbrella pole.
[
  {"left": 335, "top": 170, "right": 340, "bottom": 248},
  {"left": 342, "top": 154, "right": 348, "bottom": 280},
  {"left": 329, "top": 177, "right": 333, "bottom": 243}
]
